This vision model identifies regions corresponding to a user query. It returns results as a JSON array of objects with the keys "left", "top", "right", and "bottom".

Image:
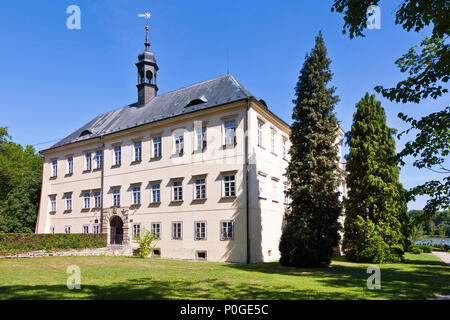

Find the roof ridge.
[{"left": 155, "top": 74, "right": 233, "bottom": 98}]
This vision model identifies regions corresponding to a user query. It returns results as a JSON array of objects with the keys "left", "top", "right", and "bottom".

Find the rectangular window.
[
  {"left": 195, "top": 126, "right": 207, "bottom": 150},
  {"left": 172, "top": 181, "right": 183, "bottom": 201},
  {"left": 50, "top": 226, "right": 55, "bottom": 234},
  {"left": 174, "top": 132, "right": 184, "bottom": 154},
  {"left": 83, "top": 192, "right": 90, "bottom": 209},
  {"left": 172, "top": 222, "right": 182, "bottom": 240},
  {"left": 113, "top": 188, "right": 120, "bottom": 207},
  {"left": 221, "top": 221, "right": 234, "bottom": 240},
  {"left": 132, "top": 185, "right": 141, "bottom": 205},
  {"left": 65, "top": 194, "right": 72, "bottom": 211},
  {"left": 82, "top": 225, "right": 89, "bottom": 233},
  {"left": 224, "top": 174, "right": 236, "bottom": 197},
  {"left": 50, "top": 195, "right": 56, "bottom": 212},
  {"left": 52, "top": 160, "right": 58, "bottom": 177},
  {"left": 85, "top": 152, "right": 92, "bottom": 171},
  {"left": 153, "top": 136, "right": 162, "bottom": 158},
  {"left": 271, "top": 129, "right": 276, "bottom": 154},
  {"left": 95, "top": 150, "right": 103, "bottom": 169},
  {"left": 257, "top": 120, "right": 264, "bottom": 147},
  {"left": 114, "top": 146, "right": 121, "bottom": 165},
  {"left": 194, "top": 178, "right": 206, "bottom": 200},
  {"left": 132, "top": 223, "right": 141, "bottom": 239},
  {"left": 93, "top": 224, "right": 100, "bottom": 234},
  {"left": 258, "top": 175, "right": 266, "bottom": 198},
  {"left": 64, "top": 226, "right": 71, "bottom": 234},
  {"left": 272, "top": 179, "right": 278, "bottom": 202},
  {"left": 94, "top": 191, "right": 101, "bottom": 208},
  {"left": 67, "top": 157, "right": 73, "bottom": 174},
  {"left": 224, "top": 120, "right": 236, "bottom": 145},
  {"left": 151, "top": 222, "right": 161, "bottom": 239},
  {"left": 195, "top": 221, "right": 206, "bottom": 240},
  {"left": 134, "top": 141, "right": 142, "bottom": 162},
  {"left": 151, "top": 184, "right": 161, "bottom": 203},
  {"left": 282, "top": 138, "right": 287, "bottom": 159}
]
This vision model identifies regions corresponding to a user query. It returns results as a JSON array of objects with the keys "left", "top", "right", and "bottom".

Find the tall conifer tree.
[
  {"left": 343, "top": 93, "right": 406, "bottom": 263},
  {"left": 279, "top": 33, "right": 342, "bottom": 267}
]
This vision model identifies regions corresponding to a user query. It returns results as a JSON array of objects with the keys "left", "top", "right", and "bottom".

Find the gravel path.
[{"left": 432, "top": 251, "right": 450, "bottom": 266}]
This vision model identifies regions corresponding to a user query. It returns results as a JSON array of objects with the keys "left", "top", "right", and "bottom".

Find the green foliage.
[
  {"left": 343, "top": 93, "right": 406, "bottom": 263},
  {"left": 0, "top": 233, "right": 107, "bottom": 254},
  {"left": 133, "top": 228, "right": 159, "bottom": 258},
  {"left": 415, "top": 245, "right": 433, "bottom": 253},
  {"left": 408, "top": 209, "right": 450, "bottom": 237},
  {"left": 411, "top": 246, "right": 423, "bottom": 254},
  {"left": 0, "top": 127, "right": 42, "bottom": 233},
  {"left": 279, "top": 32, "right": 342, "bottom": 268},
  {"left": 332, "top": 0, "right": 450, "bottom": 226}
]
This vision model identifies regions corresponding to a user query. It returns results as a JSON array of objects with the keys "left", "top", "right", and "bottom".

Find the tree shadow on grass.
[
  {"left": 223, "top": 255, "right": 450, "bottom": 300},
  {"left": 0, "top": 255, "right": 447, "bottom": 300},
  {"left": 0, "top": 278, "right": 367, "bottom": 300}
]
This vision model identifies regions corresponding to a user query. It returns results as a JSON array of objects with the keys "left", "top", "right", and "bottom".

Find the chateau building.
[{"left": 35, "top": 27, "right": 346, "bottom": 263}]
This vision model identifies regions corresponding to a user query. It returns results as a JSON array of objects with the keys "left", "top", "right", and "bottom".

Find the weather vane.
[{"left": 138, "top": 12, "right": 151, "bottom": 27}]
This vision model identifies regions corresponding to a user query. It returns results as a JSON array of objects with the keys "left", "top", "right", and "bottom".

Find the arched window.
[
  {"left": 139, "top": 71, "right": 144, "bottom": 84},
  {"left": 146, "top": 70, "right": 153, "bottom": 84}
]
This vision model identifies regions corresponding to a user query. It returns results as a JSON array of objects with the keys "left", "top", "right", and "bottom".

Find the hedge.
[{"left": 0, "top": 233, "right": 107, "bottom": 254}]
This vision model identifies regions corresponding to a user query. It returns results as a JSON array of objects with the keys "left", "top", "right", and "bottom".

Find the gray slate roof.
[{"left": 49, "top": 74, "right": 254, "bottom": 150}]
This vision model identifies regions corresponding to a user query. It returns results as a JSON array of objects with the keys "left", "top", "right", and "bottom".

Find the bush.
[
  {"left": 411, "top": 247, "right": 423, "bottom": 254},
  {"left": 133, "top": 228, "right": 159, "bottom": 258},
  {"left": 0, "top": 233, "right": 107, "bottom": 254},
  {"left": 416, "top": 245, "right": 433, "bottom": 253}
]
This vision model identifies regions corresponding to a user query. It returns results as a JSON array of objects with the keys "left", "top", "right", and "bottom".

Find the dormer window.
[
  {"left": 185, "top": 96, "right": 207, "bottom": 108},
  {"left": 79, "top": 130, "right": 92, "bottom": 137}
]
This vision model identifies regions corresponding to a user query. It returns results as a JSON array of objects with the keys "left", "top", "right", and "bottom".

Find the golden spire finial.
[{"left": 146, "top": 25, "right": 149, "bottom": 31}]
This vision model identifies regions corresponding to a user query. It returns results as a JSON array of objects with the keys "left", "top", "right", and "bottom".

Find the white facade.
[{"left": 36, "top": 96, "right": 345, "bottom": 263}]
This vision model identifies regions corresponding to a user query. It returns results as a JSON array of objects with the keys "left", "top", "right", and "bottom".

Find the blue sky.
[{"left": 0, "top": 1, "right": 447, "bottom": 210}]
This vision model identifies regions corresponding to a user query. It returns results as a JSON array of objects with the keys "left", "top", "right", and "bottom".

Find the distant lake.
[{"left": 415, "top": 238, "right": 450, "bottom": 246}]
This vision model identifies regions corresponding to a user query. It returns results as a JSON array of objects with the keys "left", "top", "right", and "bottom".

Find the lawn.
[{"left": 0, "top": 253, "right": 448, "bottom": 299}]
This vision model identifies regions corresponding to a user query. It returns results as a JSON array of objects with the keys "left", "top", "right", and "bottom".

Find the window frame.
[
  {"left": 83, "top": 191, "right": 91, "bottom": 209},
  {"left": 172, "top": 180, "right": 183, "bottom": 202},
  {"left": 224, "top": 120, "right": 236, "bottom": 146},
  {"left": 65, "top": 194, "right": 72, "bottom": 211},
  {"left": 132, "top": 223, "right": 141, "bottom": 239},
  {"left": 51, "top": 160, "right": 58, "bottom": 177},
  {"left": 151, "top": 222, "right": 161, "bottom": 239},
  {"left": 85, "top": 152, "right": 92, "bottom": 171},
  {"left": 221, "top": 220, "right": 234, "bottom": 240},
  {"left": 173, "top": 131, "right": 184, "bottom": 155},
  {"left": 67, "top": 157, "right": 73, "bottom": 175},
  {"left": 172, "top": 222, "right": 183, "bottom": 240},
  {"left": 223, "top": 174, "right": 236, "bottom": 197},
  {"left": 194, "top": 178, "right": 207, "bottom": 200},
  {"left": 132, "top": 185, "right": 141, "bottom": 205},
  {"left": 151, "top": 183, "right": 161, "bottom": 203},
  {"left": 133, "top": 141, "right": 142, "bottom": 162},
  {"left": 95, "top": 150, "right": 103, "bottom": 169},
  {"left": 153, "top": 136, "right": 162, "bottom": 158},
  {"left": 113, "top": 145, "right": 122, "bottom": 166},
  {"left": 50, "top": 195, "right": 56, "bottom": 212},
  {"left": 194, "top": 221, "right": 207, "bottom": 240},
  {"left": 112, "top": 188, "right": 121, "bottom": 207}
]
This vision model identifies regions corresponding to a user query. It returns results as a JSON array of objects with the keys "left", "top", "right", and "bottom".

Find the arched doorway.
[{"left": 110, "top": 216, "right": 124, "bottom": 245}]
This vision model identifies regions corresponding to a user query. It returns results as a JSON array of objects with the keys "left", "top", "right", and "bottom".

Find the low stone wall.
[{"left": 0, "top": 246, "right": 133, "bottom": 259}]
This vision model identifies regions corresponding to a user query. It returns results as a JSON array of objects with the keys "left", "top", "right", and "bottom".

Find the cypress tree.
[
  {"left": 279, "top": 32, "right": 342, "bottom": 268},
  {"left": 343, "top": 93, "right": 406, "bottom": 263}
]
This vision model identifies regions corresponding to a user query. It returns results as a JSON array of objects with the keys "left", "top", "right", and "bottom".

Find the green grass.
[{"left": 0, "top": 253, "right": 448, "bottom": 299}]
